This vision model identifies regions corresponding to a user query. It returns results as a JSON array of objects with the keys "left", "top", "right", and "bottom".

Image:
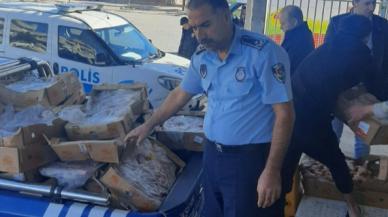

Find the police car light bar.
[{"left": 55, "top": 3, "right": 103, "bottom": 13}]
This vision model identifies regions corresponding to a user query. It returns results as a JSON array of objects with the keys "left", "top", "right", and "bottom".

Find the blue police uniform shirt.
[{"left": 180, "top": 26, "right": 292, "bottom": 145}]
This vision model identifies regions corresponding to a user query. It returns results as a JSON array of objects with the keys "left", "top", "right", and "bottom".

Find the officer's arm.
[
  {"left": 257, "top": 100, "right": 294, "bottom": 208},
  {"left": 266, "top": 101, "right": 295, "bottom": 172},
  {"left": 125, "top": 87, "right": 193, "bottom": 143}
]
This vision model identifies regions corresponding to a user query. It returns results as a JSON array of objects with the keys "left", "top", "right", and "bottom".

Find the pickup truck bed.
[{"left": 0, "top": 152, "right": 203, "bottom": 217}]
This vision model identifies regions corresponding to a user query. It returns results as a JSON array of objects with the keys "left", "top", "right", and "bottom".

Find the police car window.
[
  {"left": 0, "top": 18, "right": 4, "bottom": 44},
  {"left": 95, "top": 24, "right": 158, "bottom": 62},
  {"left": 10, "top": 20, "right": 48, "bottom": 53},
  {"left": 58, "top": 26, "right": 112, "bottom": 66}
]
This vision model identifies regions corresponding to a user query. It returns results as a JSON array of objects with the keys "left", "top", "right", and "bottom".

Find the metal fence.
[{"left": 265, "top": 0, "right": 388, "bottom": 46}]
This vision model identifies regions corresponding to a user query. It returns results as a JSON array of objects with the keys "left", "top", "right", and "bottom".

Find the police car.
[
  {"left": 0, "top": 56, "right": 203, "bottom": 217},
  {"left": 0, "top": 2, "right": 202, "bottom": 108}
]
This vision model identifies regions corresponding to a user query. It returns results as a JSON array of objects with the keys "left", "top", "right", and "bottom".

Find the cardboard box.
[
  {"left": 301, "top": 156, "right": 388, "bottom": 209},
  {"left": 0, "top": 119, "right": 66, "bottom": 148},
  {"left": 302, "top": 175, "right": 388, "bottom": 209},
  {"left": 0, "top": 143, "right": 57, "bottom": 173},
  {"left": 156, "top": 131, "right": 204, "bottom": 152},
  {"left": 285, "top": 171, "right": 302, "bottom": 217},
  {"left": 92, "top": 83, "right": 149, "bottom": 116},
  {"left": 64, "top": 83, "right": 148, "bottom": 141},
  {"left": 47, "top": 137, "right": 125, "bottom": 163},
  {"left": 156, "top": 112, "right": 205, "bottom": 152},
  {"left": 65, "top": 115, "right": 132, "bottom": 141},
  {"left": 336, "top": 86, "right": 388, "bottom": 145},
  {"left": 0, "top": 73, "right": 83, "bottom": 110},
  {"left": 100, "top": 139, "right": 185, "bottom": 211},
  {"left": 0, "top": 78, "right": 66, "bottom": 110}
]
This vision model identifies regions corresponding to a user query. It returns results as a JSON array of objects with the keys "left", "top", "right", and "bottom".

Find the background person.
[
  {"left": 279, "top": 5, "right": 315, "bottom": 75},
  {"left": 326, "top": 0, "right": 388, "bottom": 161},
  {"left": 178, "top": 16, "right": 199, "bottom": 59}
]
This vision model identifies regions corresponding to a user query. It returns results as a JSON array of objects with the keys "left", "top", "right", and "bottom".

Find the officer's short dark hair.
[
  {"left": 281, "top": 5, "right": 304, "bottom": 24},
  {"left": 338, "top": 14, "right": 372, "bottom": 39},
  {"left": 187, "top": 0, "right": 229, "bottom": 11},
  {"left": 180, "top": 17, "right": 189, "bottom": 25}
]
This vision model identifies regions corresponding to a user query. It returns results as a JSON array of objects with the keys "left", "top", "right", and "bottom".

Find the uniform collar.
[{"left": 227, "top": 25, "right": 243, "bottom": 56}]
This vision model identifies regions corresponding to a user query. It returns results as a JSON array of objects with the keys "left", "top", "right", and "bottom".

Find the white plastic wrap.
[
  {"left": 0, "top": 105, "right": 56, "bottom": 136},
  {"left": 57, "top": 105, "right": 85, "bottom": 123},
  {"left": 58, "top": 89, "right": 140, "bottom": 125},
  {"left": 39, "top": 161, "right": 99, "bottom": 189},
  {"left": 119, "top": 139, "right": 177, "bottom": 204},
  {"left": 6, "top": 75, "right": 56, "bottom": 93},
  {"left": 162, "top": 115, "right": 203, "bottom": 133}
]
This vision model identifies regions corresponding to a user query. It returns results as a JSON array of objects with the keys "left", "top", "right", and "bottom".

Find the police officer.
[
  {"left": 126, "top": 0, "right": 294, "bottom": 216},
  {"left": 284, "top": 15, "right": 374, "bottom": 217}
]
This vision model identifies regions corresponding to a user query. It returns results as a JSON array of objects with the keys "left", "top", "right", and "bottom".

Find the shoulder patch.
[
  {"left": 240, "top": 35, "right": 268, "bottom": 50},
  {"left": 195, "top": 45, "right": 206, "bottom": 55},
  {"left": 272, "top": 63, "right": 286, "bottom": 83}
]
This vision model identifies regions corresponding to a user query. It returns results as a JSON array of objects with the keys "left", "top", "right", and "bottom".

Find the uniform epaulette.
[
  {"left": 240, "top": 35, "right": 268, "bottom": 50},
  {"left": 195, "top": 45, "right": 206, "bottom": 55}
]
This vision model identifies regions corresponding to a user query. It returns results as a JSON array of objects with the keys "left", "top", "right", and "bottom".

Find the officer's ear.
[{"left": 217, "top": 8, "right": 231, "bottom": 22}]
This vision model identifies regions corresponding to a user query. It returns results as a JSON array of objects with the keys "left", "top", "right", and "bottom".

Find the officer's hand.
[
  {"left": 257, "top": 168, "right": 281, "bottom": 208},
  {"left": 348, "top": 104, "right": 373, "bottom": 125},
  {"left": 124, "top": 123, "right": 153, "bottom": 145}
]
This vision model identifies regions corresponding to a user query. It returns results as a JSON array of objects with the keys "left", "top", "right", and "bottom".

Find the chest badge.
[
  {"left": 272, "top": 63, "right": 286, "bottom": 83},
  {"left": 235, "top": 67, "right": 246, "bottom": 82},
  {"left": 200, "top": 64, "right": 207, "bottom": 79}
]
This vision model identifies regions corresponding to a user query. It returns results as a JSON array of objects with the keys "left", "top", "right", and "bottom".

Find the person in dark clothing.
[
  {"left": 283, "top": 15, "right": 374, "bottom": 217},
  {"left": 326, "top": 0, "right": 388, "bottom": 161},
  {"left": 279, "top": 5, "right": 315, "bottom": 75},
  {"left": 178, "top": 16, "right": 199, "bottom": 59}
]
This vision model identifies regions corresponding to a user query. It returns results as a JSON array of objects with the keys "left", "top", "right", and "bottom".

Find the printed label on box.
[
  {"left": 79, "top": 143, "right": 88, "bottom": 154},
  {"left": 358, "top": 121, "right": 370, "bottom": 135},
  {"left": 193, "top": 136, "right": 204, "bottom": 144}
]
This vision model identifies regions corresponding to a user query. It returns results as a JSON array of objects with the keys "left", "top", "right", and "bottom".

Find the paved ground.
[
  {"left": 105, "top": 4, "right": 185, "bottom": 54},
  {"left": 296, "top": 196, "right": 388, "bottom": 217}
]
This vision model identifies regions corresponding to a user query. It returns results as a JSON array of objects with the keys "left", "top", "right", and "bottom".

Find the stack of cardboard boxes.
[
  {"left": 299, "top": 85, "right": 388, "bottom": 210},
  {"left": 0, "top": 70, "right": 199, "bottom": 212},
  {"left": 0, "top": 73, "right": 83, "bottom": 177}
]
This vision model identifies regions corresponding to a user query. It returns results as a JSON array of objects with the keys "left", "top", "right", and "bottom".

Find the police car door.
[{"left": 53, "top": 24, "right": 114, "bottom": 93}]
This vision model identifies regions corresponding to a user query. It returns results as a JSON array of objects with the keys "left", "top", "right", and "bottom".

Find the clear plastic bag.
[
  {"left": 39, "top": 161, "right": 100, "bottom": 190},
  {"left": 119, "top": 139, "right": 177, "bottom": 205},
  {"left": 6, "top": 74, "right": 56, "bottom": 93},
  {"left": 163, "top": 115, "right": 203, "bottom": 133},
  {"left": 58, "top": 89, "right": 141, "bottom": 125},
  {"left": 0, "top": 105, "right": 56, "bottom": 136}
]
